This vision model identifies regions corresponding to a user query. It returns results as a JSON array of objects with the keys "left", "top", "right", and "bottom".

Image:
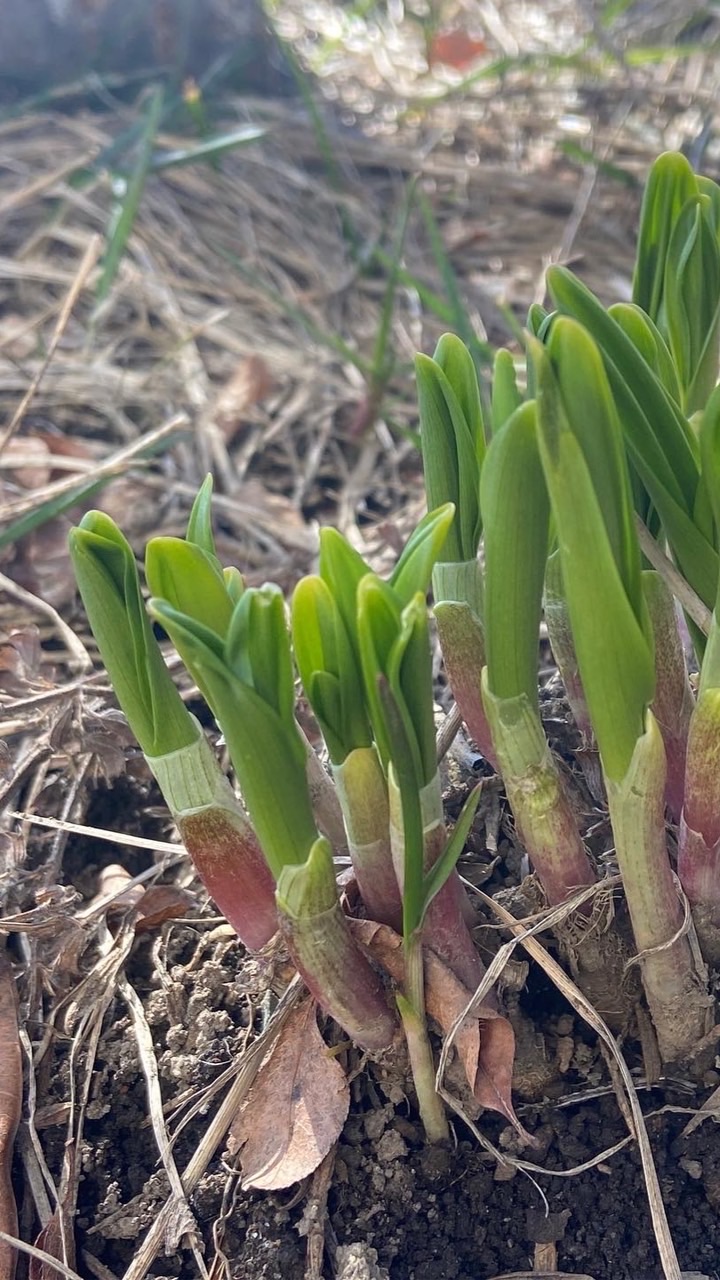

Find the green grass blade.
[
  {"left": 97, "top": 87, "right": 164, "bottom": 302},
  {"left": 149, "top": 125, "right": 265, "bottom": 172}
]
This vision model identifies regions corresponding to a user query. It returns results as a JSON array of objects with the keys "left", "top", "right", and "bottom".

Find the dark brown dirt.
[
  {"left": 73, "top": 1035, "right": 720, "bottom": 1280},
  {"left": 29, "top": 781, "right": 718, "bottom": 1280}
]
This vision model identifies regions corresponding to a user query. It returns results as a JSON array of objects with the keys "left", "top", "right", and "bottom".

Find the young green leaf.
[
  {"left": 145, "top": 537, "right": 233, "bottom": 638},
  {"left": 292, "top": 575, "right": 371, "bottom": 763},
  {"left": 416, "top": 338, "right": 484, "bottom": 562},
  {"left": 491, "top": 348, "right": 522, "bottom": 434},
  {"left": 318, "top": 527, "right": 371, "bottom": 653},
  {"left": 226, "top": 585, "right": 297, "bottom": 730},
  {"left": 532, "top": 324, "right": 655, "bottom": 782},
  {"left": 480, "top": 401, "right": 549, "bottom": 704},
  {"left": 69, "top": 513, "right": 197, "bottom": 757},
  {"left": 632, "top": 150, "right": 698, "bottom": 323},
  {"left": 389, "top": 503, "right": 455, "bottom": 603},
  {"left": 186, "top": 473, "right": 217, "bottom": 557},
  {"left": 548, "top": 265, "right": 699, "bottom": 511},
  {"left": 421, "top": 783, "right": 482, "bottom": 919},
  {"left": 664, "top": 194, "right": 720, "bottom": 414},
  {"left": 148, "top": 596, "right": 317, "bottom": 877},
  {"left": 608, "top": 302, "right": 681, "bottom": 405},
  {"left": 358, "top": 579, "right": 436, "bottom": 790}
]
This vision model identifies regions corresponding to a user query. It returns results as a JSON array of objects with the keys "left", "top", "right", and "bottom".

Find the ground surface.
[{"left": 3, "top": 3, "right": 720, "bottom": 1279}]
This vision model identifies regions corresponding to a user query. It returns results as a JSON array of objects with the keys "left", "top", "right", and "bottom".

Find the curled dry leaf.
[
  {"left": 0, "top": 627, "right": 50, "bottom": 695},
  {"left": 352, "top": 920, "right": 533, "bottom": 1145},
  {"left": 0, "top": 950, "right": 22, "bottom": 1280},
  {"left": 214, "top": 354, "right": 273, "bottom": 442},
  {"left": 96, "top": 864, "right": 146, "bottom": 912},
  {"left": 2, "top": 436, "right": 53, "bottom": 489},
  {"left": 0, "top": 885, "right": 82, "bottom": 938},
  {"left": 134, "top": 884, "right": 196, "bottom": 932},
  {"left": 92, "top": 864, "right": 195, "bottom": 932},
  {"left": 229, "top": 997, "right": 349, "bottom": 1191}
]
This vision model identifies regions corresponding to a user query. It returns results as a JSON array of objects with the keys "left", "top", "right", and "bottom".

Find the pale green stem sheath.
[
  {"left": 606, "top": 712, "right": 710, "bottom": 1063},
  {"left": 276, "top": 838, "right": 397, "bottom": 1053},
  {"left": 678, "top": 687, "right": 720, "bottom": 963},
  {"left": 389, "top": 772, "right": 486, "bottom": 993},
  {"left": 146, "top": 718, "right": 277, "bottom": 951},
  {"left": 643, "top": 571, "right": 695, "bottom": 823},
  {"left": 481, "top": 674, "right": 596, "bottom": 906},
  {"left": 543, "top": 554, "right": 593, "bottom": 742},
  {"left": 302, "top": 732, "right": 347, "bottom": 853},
  {"left": 398, "top": 936, "right": 449, "bottom": 1144},
  {"left": 332, "top": 746, "right": 402, "bottom": 930},
  {"left": 432, "top": 563, "right": 497, "bottom": 771}
]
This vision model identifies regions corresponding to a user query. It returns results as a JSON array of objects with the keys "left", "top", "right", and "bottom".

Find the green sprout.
[
  {"left": 68, "top": 504, "right": 277, "bottom": 952},
  {"left": 532, "top": 316, "right": 710, "bottom": 1063}
]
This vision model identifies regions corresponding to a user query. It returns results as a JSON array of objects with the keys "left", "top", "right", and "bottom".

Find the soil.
[{"left": 24, "top": 775, "right": 720, "bottom": 1280}]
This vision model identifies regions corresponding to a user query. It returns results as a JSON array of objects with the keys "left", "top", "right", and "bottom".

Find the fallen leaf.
[
  {"left": 0, "top": 950, "right": 22, "bottom": 1280},
  {"left": 96, "top": 864, "right": 146, "bottom": 912},
  {"left": 351, "top": 920, "right": 534, "bottom": 1145},
  {"left": 0, "top": 627, "right": 50, "bottom": 695},
  {"left": 89, "top": 867, "right": 194, "bottom": 933},
  {"left": 213, "top": 354, "right": 273, "bottom": 442},
  {"left": 229, "top": 997, "right": 349, "bottom": 1190},
  {"left": 135, "top": 884, "right": 195, "bottom": 931},
  {"left": 3, "top": 436, "right": 52, "bottom": 489}
]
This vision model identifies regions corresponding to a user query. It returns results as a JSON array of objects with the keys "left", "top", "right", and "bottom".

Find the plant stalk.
[
  {"left": 643, "top": 570, "right": 695, "bottom": 823},
  {"left": 389, "top": 772, "right": 485, "bottom": 993},
  {"left": 332, "top": 746, "right": 402, "bottom": 929},
  {"left": 481, "top": 676, "right": 596, "bottom": 906},
  {"left": 276, "top": 838, "right": 398, "bottom": 1053},
  {"left": 433, "top": 597, "right": 497, "bottom": 767},
  {"left": 544, "top": 551, "right": 593, "bottom": 742},
  {"left": 678, "top": 686, "right": 720, "bottom": 962},
  {"left": 398, "top": 934, "right": 449, "bottom": 1144},
  {"left": 146, "top": 719, "right": 277, "bottom": 950},
  {"left": 606, "top": 712, "right": 710, "bottom": 1063}
]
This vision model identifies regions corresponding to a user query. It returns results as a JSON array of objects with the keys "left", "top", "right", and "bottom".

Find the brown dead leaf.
[
  {"left": 2, "top": 436, "right": 52, "bottom": 489},
  {"left": 35, "top": 427, "right": 95, "bottom": 480},
  {"left": 0, "top": 950, "right": 22, "bottom": 1280},
  {"left": 134, "top": 884, "right": 195, "bottom": 932},
  {"left": 214, "top": 354, "right": 273, "bottom": 442},
  {"left": 96, "top": 864, "right": 146, "bottom": 911},
  {"left": 0, "top": 885, "right": 82, "bottom": 938},
  {"left": 0, "top": 627, "right": 51, "bottom": 695},
  {"left": 90, "top": 866, "right": 194, "bottom": 933},
  {"left": 229, "top": 997, "right": 349, "bottom": 1191},
  {"left": 3, "top": 511, "right": 79, "bottom": 610},
  {"left": 351, "top": 920, "right": 533, "bottom": 1144}
]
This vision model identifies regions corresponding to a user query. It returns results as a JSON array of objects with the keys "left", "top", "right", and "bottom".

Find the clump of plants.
[{"left": 70, "top": 150, "right": 720, "bottom": 1193}]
